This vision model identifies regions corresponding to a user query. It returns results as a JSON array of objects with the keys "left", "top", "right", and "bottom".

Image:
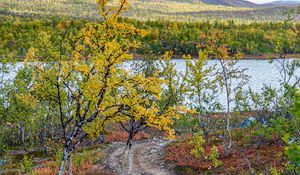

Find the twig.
[{"left": 243, "top": 153, "right": 255, "bottom": 175}]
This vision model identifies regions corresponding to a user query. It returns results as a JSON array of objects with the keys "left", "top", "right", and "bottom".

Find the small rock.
[
  {"left": 288, "top": 138, "right": 298, "bottom": 145},
  {"left": 0, "top": 159, "right": 6, "bottom": 166},
  {"left": 159, "top": 143, "right": 166, "bottom": 147},
  {"left": 240, "top": 116, "right": 256, "bottom": 128}
]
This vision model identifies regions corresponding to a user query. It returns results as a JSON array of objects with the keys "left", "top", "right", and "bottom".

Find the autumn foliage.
[{"left": 165, "top": 135, "right": 285, "bottom": 174}]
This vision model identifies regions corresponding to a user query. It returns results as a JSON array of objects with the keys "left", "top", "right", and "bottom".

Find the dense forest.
[
  {"left": 1, "top": 15, "right": 300, "bottom": 59},
  {"left": 0, "top": 0, "right": 299, "bottom": 175}
]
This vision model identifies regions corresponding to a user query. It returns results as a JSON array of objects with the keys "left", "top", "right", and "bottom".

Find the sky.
[{"left": 248, "top": 0, "right": 297, "bottom": 4}]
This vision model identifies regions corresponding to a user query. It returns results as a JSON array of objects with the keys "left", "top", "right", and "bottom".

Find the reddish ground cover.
[{"left": 164, "top": 136, "right": 285, "bottom": 174}]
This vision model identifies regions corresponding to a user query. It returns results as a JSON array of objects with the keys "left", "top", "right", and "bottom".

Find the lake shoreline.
[
  {"left": 2, "top": 53, "right": 300, "bottom": 63},
  {"left": 134, "top": 53, "right": 300, "bottom": 60}
]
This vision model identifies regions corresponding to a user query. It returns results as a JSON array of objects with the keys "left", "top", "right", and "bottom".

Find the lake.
[
  {"left": 2, "top": 59, "right": 299, "bottom": 110},
  {"left": 125, "top": 58, "right": 300, "bottom": 110}
]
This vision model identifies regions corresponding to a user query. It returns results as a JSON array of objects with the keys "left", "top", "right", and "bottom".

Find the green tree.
[
  {"left": 199, "top": 30, "right": 249, "bottom": 153},
  {"left": 185, "top": 51, "right": 221, "bottom": 138}
]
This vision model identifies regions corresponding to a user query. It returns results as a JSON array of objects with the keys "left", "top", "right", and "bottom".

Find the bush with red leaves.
[{"left": 164, "top": 137, "right": 286, "bottom": 174}]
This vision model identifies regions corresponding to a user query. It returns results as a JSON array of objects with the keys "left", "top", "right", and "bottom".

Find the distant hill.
[
  {"left": 261, "top": 0, "right": 300, "bottom": 7},
  {"left": 166, "top": 0, "right": 300, "bottom": 7},
  {"left": 0, "top": 0, "right": 298, "bottom": 22},
  {"left": 201, "top": 0, "right": 259, "bottom": 8}
]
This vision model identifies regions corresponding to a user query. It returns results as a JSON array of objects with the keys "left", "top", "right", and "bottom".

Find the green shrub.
[
  {"left": 21, "top": 155, "right": 33, "bottom": 173},
  {"left": 190, "top": 131, "right": 222, "bottom": 168}
]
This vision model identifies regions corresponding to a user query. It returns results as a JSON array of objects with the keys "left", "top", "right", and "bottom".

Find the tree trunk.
[
  {"left": 96, "top": 133, "right": 105, "bottom": 143},
  {"left": 121, "top": 145, "right": 128, "bottom": 175},
  {"left": 197, "top": 97, "right": 202, "bottom": 129},
  {"left": 225, "top": 85, "right": 232, "bottom": 155},
  {"left": 42, "top": 120, "right": 48, "bottom": 154},
  {"left": 227, "top": 92, "right": 232, "bottom": 148},
  {"left": 225, "top": 99, "right": 232, "bottom": 157},
  {"left": 128, "top": 145, "right": 133, "bottom": 175},
  {"left": 20, "top": 123, "right": 25, "bottom": 145},
  {"left": 58, "top": 148, "right": 69, "bottom": 175},
  {"left": 43, "top": 124, "right": 47, "bottom": 144},
  {"left": 68, "top": 156, "right": 72, "bottom": 175},
  {"left": 226, "top": 112, "right": 232, "bottom": 149},
  {"left": 198, "top": 113, "right": 202, "bottom": 129},
  {"left": 58, "top": 158, "right": 67, "bottom": 175}
]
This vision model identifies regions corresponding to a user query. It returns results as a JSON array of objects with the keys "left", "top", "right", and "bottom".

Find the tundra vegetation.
[
  {"left": 0, "top": 0, "right": 299, "bottom": 175},
  {"left": 0, "top": 0, "right": 294, "bottom": 22}
]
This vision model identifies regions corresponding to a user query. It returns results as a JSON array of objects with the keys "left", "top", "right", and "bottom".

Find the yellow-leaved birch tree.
[{"left": 22, "top": 0, "right": 182, "bottom": 174}]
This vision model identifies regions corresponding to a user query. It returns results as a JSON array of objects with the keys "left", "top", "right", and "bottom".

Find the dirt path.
[{"left": 107, "top": 138, "right": 174, "bottom": 175}]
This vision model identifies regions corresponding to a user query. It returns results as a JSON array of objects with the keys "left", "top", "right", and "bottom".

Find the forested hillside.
[
  {"left": 1, "top": 15, "right": 300, "bottom": 59},
  {"left": 1, "top": 0, "right": 300, "bottom": 58},
  {"left": 0, "top": 0, "right": 296, "bottom": 22}
]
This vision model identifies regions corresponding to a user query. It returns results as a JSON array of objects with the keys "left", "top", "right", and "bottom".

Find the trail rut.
[{"left": 107, "top": 138, "right": 174, "bottom": 175}]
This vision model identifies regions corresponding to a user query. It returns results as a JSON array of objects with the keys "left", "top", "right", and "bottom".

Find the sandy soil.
[{"left": 107, "top": 138, "right": 174, "bottom": 175}]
